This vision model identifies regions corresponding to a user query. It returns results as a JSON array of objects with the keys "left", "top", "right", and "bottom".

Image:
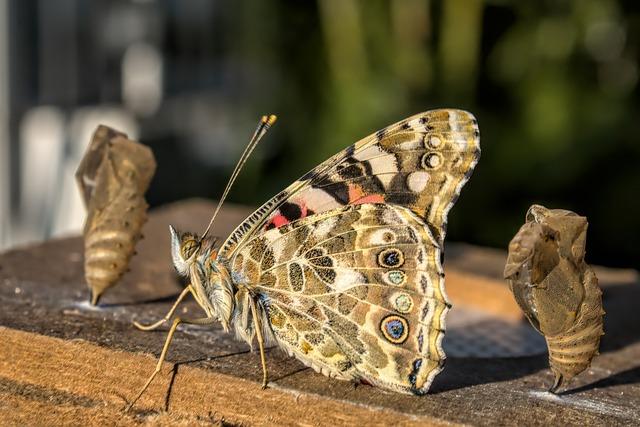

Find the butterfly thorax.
[{"left": 193, "top": 253, "right": 237, "bottom": 331}]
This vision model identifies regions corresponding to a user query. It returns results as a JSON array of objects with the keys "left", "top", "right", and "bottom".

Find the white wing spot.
[
  {"left": 367, "top": 228, "right": 397, "bottom": 245},
  {"left": 406, "top": 171, "right": 430, "bottom": 193},
  {"left": 333, "top": 269, "right": 366, "bottom": 292},
  {"left": 300, "top": 188, "right": 342, "bottom": 213}
]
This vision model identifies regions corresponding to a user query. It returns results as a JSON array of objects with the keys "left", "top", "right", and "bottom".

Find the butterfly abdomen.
[{"left": 84, "top": 190, "right": 148, "bottom": 304}]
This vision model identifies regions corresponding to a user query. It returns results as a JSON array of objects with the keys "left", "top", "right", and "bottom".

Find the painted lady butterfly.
[{"left": 128, "top": 109, "right": 480, "bottom": 410}]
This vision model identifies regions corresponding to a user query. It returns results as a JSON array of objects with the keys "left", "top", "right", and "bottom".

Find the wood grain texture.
[{"left": 0, "top": 327, "right": 444, "bottom": 426}]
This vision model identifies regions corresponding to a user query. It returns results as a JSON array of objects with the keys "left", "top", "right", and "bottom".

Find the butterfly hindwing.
[{"left": 231, "top": 203, "right": 447, "bottom": 394}]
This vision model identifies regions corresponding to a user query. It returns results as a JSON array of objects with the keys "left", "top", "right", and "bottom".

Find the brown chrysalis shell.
[
  {"left": 504, "top": 204, "right": 604, "bottom": 392},
  {"left": 76, "top": 125, "right": 156, "bottom": 305}
]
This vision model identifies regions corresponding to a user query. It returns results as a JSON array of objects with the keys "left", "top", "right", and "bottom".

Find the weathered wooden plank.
[
  {"left": 0, "top": 327, "right": 444, "bottom": 426},
  {"left": 0, "top": 199, "right": 638, "bottom": 426}
]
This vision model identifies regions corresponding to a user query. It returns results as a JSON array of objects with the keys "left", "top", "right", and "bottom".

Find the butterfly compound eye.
[{"left": 181, "top": 239, "right": 200, "bottom": 259}]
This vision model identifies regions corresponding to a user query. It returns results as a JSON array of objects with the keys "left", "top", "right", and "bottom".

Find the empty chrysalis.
[
  {"left": 76, "top": 125, "right": 156, "bottom": 305},
  {"left": 504, "top": 204, "right": 604, "bottom": 392}
]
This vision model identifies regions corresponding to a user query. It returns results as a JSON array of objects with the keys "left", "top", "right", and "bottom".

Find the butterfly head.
[{"left": 169, "top": 225, "right": 218, "bottom": 276}]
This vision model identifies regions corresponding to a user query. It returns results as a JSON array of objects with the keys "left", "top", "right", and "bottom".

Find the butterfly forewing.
[{"left": 220, "top": 109, "right": 480, "bottom": 255}]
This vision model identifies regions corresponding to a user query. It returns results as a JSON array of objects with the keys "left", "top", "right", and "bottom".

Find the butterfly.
[{"left": 127, "top": 110, "right": 480, "bottom": 410}]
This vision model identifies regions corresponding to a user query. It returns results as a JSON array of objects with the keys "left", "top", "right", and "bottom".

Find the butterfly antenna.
[{"left": 201, "top": 114, "right": 277, "bottom": 239}]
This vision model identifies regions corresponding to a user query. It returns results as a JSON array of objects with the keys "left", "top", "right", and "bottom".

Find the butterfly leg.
[
  {"left": 125, "top": 315, "right": 216, "bottom": 412},
  {"left": 249, "top": 297, "right": 269, "bottom": 389},
  {"left": 133, "top": 285, "right": 194, "bottom": 331}
]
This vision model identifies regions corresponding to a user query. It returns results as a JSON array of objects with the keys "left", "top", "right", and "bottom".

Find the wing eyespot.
[
  {"left": 393, "top": 293, "right": 414, "bottom": 313},
  {"left": 378, "top": 248, "right": 405, "bottom": 268},
  {"left": 380, "top": 315, "right": 409, "bottom": 344},
  {"left": 421, "top": 153, "right": 443, "bottom": 170},
  {"left": 386, "top": 270, "right": 406, "bottom": 285},
  {"left": 424, "top": 135, "right": 443, "bottom": 149}
]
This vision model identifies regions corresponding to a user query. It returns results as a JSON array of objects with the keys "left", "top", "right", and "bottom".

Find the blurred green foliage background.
[
  {"left": 4, "top": 0, "right": 639, "bottom": 268},
  {"left": 208, "top": 0, "right": 639, "bottom": 268}
]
